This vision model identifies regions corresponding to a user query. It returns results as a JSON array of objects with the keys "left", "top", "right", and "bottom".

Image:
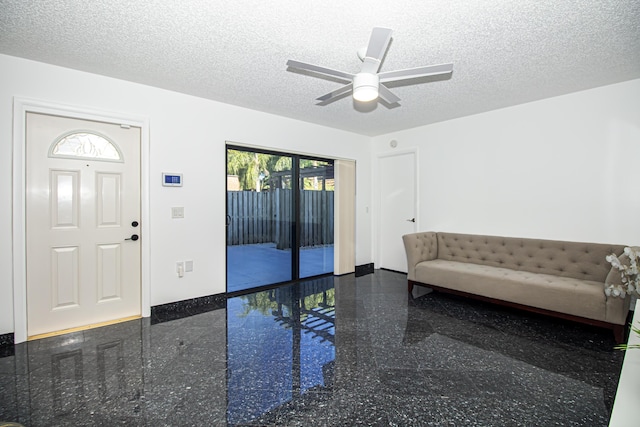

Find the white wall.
[
  {"left": 0, "top": 54, "right": 373, "bottom": 335},
  {"left": 372, "top": 79, "right": 640, "bottom": 257}
]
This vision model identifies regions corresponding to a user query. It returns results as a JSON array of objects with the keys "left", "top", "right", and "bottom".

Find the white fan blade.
[
  {"left": 316, "top": 83, "right": 353, "bottom": 103},
  {"left": 360, "top": 27, "right": 392, "bottom": 74},
  {"left": 378, "top": 63, "right": 453, "bottom": 83},
  {"left": 378, "top": 84, "right": 401, "bottom": 104},
  {"left": 365, "top": 28, "right": 392, "bottom": 60},
  {"left": 287, "top": 60, "right": 354, "bottom": 82}
]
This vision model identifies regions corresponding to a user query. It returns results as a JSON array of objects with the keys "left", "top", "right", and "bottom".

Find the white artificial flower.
[
  {"left": 607, "top": 254, "right": 623, "bottom": 270},
  {"left": 605, "top": 247, "right": 640, "bottom": 298}
]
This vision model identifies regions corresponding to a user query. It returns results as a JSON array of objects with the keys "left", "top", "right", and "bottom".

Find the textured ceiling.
[{"left": 1, "top": 0, "right": 639, "bottom": 136}]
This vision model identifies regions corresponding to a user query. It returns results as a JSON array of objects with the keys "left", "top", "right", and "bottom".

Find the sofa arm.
[
  {"left": 605, "top": 294, "right": 632, "bottom": 325},
  {"left": 402, "top": 232, "right": 438, "bottom": 281}
]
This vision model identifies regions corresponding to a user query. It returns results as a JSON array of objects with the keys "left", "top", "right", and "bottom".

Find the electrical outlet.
[{"left": 185, "top": 260, "right": 193, "bottom": 272}]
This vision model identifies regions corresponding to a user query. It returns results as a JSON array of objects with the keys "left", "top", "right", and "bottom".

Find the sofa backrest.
[{"left": 436, "top": 232, "right": 625, "bottom": 282}]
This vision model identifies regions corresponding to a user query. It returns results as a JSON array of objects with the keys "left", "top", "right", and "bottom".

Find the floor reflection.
[
  {"left": 226, "top": 278, "right": 335, "bottom": 425},
  {"left": 1, "top": 311, "right": 227, "bottom": 426}
]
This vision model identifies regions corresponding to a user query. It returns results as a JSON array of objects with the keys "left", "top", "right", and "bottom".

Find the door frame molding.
[
  {"left": 12, "top": 97, "right": 151, "bottom": 343},
  {"left": 375, "top": 148, "right": 419, "bottom": 269}
]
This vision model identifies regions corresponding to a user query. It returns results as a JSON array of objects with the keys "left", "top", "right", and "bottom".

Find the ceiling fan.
[{"left": 286, "top": 27, "right": 453, "bottom": 106}]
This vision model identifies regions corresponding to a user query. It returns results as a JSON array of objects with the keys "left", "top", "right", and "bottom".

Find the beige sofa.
[{"left": 403, "top": 231, "right": 631, "bottom": 342}]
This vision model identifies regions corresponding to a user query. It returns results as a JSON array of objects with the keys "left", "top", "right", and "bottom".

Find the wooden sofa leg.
[
  {"left": 613, "top": 325, "right": 626, "bottom": 345},
  {"left": 408, "top": 281, "right": 414, "bottom": 294}
]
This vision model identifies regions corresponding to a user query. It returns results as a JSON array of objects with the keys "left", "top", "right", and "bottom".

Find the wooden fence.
[{"left": 227, "top": 189, "right": 334, "bottom": 249}]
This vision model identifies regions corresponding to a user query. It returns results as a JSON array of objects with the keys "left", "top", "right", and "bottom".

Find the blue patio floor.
[{"left": 227, "top": 243, "right": 334, "bottom": 293}]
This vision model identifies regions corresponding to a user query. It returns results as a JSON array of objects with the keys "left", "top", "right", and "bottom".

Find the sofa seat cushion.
[{"left": 414, "top": 260, "right": 607, "bottom": 322}]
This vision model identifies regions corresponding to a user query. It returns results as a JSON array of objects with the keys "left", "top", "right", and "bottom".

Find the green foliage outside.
[
  {"left": 236, "top": 288, "right": 335, "bottom": 326},
  {"left": 227, "top": 149, "right": 334, "bottom": 192}
]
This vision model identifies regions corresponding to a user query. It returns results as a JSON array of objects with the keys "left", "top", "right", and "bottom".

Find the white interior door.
[
  {"left": 378, "top": 151, "right": 417, "bottom": 272},
  {"left": 26, "top": 112, "right": 141, "bottom": 338}
]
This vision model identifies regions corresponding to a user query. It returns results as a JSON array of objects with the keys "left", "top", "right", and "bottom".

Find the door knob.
[
  {"left": 125, "top": 234, "right": 139, "bottom": 241},
  {"left": 407, "top": 218, "right": 415, "bottom": 223}
]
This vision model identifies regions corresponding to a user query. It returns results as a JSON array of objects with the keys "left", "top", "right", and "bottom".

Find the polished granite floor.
[{"left": 0, "top": 270, "right": 625, "bottom": 426}]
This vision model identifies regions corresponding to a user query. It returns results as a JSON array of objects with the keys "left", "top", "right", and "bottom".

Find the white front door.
[
  {"left": 378, "top": 151, "right": 417, "bottom": 272},
  {"left": 26, "top": 112, "right": 141, "bottom": 338}
]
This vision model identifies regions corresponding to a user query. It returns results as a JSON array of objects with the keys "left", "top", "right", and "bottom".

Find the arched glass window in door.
[{"left": 49, "top": 131, "right": 123, "bottom": 162}]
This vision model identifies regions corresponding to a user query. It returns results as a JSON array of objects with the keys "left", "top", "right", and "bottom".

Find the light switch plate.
[{"left": 171, "top": 207, "right": 184, "bottom": 219}]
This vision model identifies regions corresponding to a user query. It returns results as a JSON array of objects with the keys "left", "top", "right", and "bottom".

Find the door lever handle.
[
  {"left": 406, "top": 218, "right": 415, "bottom": 223},
  {"left": 125, "top": 234, "right": 139, "bottom": 241}
]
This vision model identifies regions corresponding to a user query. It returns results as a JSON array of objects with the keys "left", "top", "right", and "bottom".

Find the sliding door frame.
[{"left": 225, "top": 144, "right": 334, "bottom": 293}]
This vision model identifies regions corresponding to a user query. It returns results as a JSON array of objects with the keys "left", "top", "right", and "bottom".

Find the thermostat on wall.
[{"left": 162, "top": 173, "right": 183, "bottom": 187}]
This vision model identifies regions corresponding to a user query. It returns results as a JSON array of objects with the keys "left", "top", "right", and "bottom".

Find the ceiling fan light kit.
[
  {"left": 353, "top": 73, "right": 380, "bottom": 102},
  {"left": 287, "top": 27, "right": 453, "bottom": 107}
]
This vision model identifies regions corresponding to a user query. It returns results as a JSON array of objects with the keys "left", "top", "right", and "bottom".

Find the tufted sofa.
[{"left": 403, "top": 231, "right": 631, "bottom": 342}]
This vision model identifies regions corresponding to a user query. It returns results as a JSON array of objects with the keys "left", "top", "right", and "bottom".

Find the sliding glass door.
[
  {"left": 299, "top": 158, "right": 334, "bottom": 279},
  {"left": 226, "top": 146, "right": 334, "bottom": 293}
]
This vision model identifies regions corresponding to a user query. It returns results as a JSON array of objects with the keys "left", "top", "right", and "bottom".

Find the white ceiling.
[{"left": 1, "top": 0, "right": 639, "bottom": 136}]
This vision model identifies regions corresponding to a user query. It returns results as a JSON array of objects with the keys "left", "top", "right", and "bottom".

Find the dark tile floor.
[{"left": 0, "top": 270, "right": 624, "bottom": 426}]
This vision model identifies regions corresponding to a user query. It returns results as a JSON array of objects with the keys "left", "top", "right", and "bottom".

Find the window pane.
[
  {"left": 299, "top": 159, "right": 334, "bottom": 278},
  {"left": 50, "top": 132, "right": 122, "bottom": 161},
  {"left": 226, "top": 148, "right": 293, "bottom": 292}
]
